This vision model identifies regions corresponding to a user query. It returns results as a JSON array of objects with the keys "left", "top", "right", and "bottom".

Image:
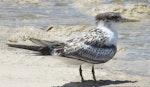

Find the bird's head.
[{"left": 95, "top": 12, "right": 124, "bottom": 28}]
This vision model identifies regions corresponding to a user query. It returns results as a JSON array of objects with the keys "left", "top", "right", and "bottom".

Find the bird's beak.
[{"left": 120, "top": 17, "right": 140, "bottom": 23}]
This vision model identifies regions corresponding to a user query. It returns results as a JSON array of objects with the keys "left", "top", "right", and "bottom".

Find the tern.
[{"left": 8, "top": 12, "right": 125, "bottom": 82}]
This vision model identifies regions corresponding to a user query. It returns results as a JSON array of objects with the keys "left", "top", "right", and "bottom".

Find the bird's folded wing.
[
  {"left": 29, "top": 38, "right": 63, "bottom": 47},
  {"left": 64, "top": 29, "right": 116, "bottom": 63},
  {"left": 7, "top": 43, "right": 43, "bottom": 51}
]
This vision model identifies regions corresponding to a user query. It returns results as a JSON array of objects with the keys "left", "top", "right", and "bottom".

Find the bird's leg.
[
  {"left": 79, "top": 65, "right": 84, "bottom": 82},
  {"left": 92, "top": 65, "right": 96, "bottom": 81}
]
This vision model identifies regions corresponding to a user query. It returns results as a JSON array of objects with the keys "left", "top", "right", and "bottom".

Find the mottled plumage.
[{"left": 62, "top": 27, "right": 117, "bottom": 64}]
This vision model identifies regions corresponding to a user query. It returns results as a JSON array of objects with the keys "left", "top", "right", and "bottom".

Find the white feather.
[{"left": 96, "top": 21, "right": 118, "bottom": 46}]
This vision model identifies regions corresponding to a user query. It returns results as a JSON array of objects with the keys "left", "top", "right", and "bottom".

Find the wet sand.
[{"left": 0, "top": 25, "right": 150, "bottom": 87}]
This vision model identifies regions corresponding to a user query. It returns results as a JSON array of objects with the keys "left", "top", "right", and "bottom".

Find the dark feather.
[
  {"left": 7, "top": 44, "right": 43, "bottom": 51},
  {"left": 7, "top": 43, "right": 52, "bottom": 55},
  {"left": 95, "top": 12, "right": 123, "bottom": 22}
]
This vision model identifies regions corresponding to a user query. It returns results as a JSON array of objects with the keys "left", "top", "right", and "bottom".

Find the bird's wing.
[
  {"left": 29, "top": 38, "right": 64, "bottom": 47},
  {"left": 7, "top": 38, "right": 66, "bottom": 55},
  {"left": 64, "top": 28, "right": 116, "bottom": 64},
  {"left": 66, "top": 28, "right": 108, "bottom": 47},
  {"left": 64, "top": 43, "right": 116, "bottom": 64},
  {"left": 7, "top": 43, "right": 43, "bottom": 51}
]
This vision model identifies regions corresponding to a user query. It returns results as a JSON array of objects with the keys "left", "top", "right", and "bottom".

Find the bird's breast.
[{"left": 102, "top": 28, "right": 118, "bottom": 46}]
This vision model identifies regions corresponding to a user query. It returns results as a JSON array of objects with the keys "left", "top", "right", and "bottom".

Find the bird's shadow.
[{"left": 60, "top": 80, "right": 137, "bottom": 87}]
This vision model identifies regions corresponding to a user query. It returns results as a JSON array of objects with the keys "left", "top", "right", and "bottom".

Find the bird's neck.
[
  {"left": 96, "top": 20, "right": 118, "bottom": 46},
  {"left": 96, "top": 21, "right": 115, "bottom": 29}
]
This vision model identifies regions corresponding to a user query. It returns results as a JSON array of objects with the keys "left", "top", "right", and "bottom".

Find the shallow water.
[
  {"left": 117, "top": 20, "right": 150, "bottom": 76},
  {"left": 0, "top": 1, "right": 150, "bottom": 76},
  {"left": 101, "top": 0, "right": 150, "bottom": 4},
  {"left": 0, "top": 0, "right": 149, "bottom": 28},
  {"left": 118, "top": 20, "right": 150, "bottom": 61},
  {"left": 0, "top": 1, "right": 93, "bottom": 28}
]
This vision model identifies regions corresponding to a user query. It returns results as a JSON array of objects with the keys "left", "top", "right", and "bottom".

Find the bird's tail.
[
  {"left": 7, "top": 38, "right": 65, "bottom": 55},
  {"left": 7, "top": 44, "right": 42, "bottom": 51}
]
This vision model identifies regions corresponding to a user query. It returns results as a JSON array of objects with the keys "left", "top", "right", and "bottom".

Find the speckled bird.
[{"left": 8, "top": 12, "right": 125, "bottom": 82}]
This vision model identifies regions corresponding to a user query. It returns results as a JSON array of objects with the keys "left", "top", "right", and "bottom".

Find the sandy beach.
[
  {"left": 0, "top": 44, "right": 150, "bottom": 87},
  {"left": 0, "top": 25, "right": 150, "bottom": 87},
  {"left": 0, "top": 43, "right": 150, "bottom": 87}
]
